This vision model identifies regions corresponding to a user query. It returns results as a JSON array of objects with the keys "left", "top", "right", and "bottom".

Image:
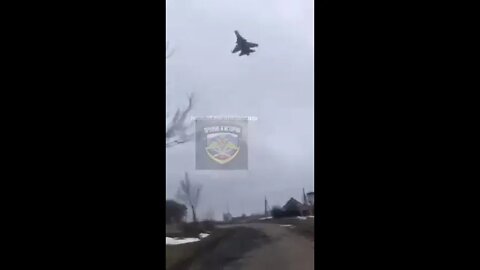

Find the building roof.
[{"left": 283, "top": 197, "right": 309, "bottom": 211}]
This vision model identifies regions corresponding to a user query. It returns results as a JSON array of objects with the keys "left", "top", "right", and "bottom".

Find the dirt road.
[{"left": 217, "top": 223, "right": 314, "bottom": 270}]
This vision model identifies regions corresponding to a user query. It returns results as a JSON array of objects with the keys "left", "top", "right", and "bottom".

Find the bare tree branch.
[
  {"left": 176, "top": 172, "right": 202, "bottom": 222},
  {"left": 166, "top": 41, "right": 176, "bottom": 59},
  {"left": 166, "top": 132, "right": 196, "bottom": 148},
  {"left": 166, "top": 93, "right": 195, "bottom": 147},
  {"left": 166, "top": 40, "right": 195, "bottom": 148}
]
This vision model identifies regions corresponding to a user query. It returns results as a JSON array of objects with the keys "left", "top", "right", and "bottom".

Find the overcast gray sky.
[{"left": 166, "top": 0, "right": 314, "bottom": 221}]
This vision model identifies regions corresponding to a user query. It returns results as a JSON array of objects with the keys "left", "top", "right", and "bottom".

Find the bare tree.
[
  {"left": 176, "top": 172, "right": 202, "bottom": 223},
  {"left": 166, "top": 93, "right": 195, "bottom": 147},
  {"left": 166, "top": 41, "right": 195, "bottom": 148}
]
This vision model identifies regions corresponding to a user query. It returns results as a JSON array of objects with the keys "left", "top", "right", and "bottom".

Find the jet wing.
[
  {"left": 232, "top": 44, "right": 241, "bottom": 53},
  {"left": 235, "top": 32, "right": 246, "bottom": 43}
]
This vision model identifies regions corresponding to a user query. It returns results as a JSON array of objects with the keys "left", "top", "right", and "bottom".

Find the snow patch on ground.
[
  {"left": 166, "top": 233, "right": 210, "bottom": 245},
  {"left": 280, "top": 224, "right": 294, "bottom": 227},
  {"left": 199, "top": 233, "right": 210, "bottom": 239},
  {"left": 258, "top": 217, "right": 272, "bottom": 220},
  {"left": 296, "top": 216, "right": 307, "bottom": 220},
  {"left": 166, "top": 237, "right": 200, "bottom": 245}
]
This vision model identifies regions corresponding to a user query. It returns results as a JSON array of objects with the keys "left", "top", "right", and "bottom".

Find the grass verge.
[
  {"left": 166, "top": 229, "right": 231, "bottom": 270},
  {"left": 260, "top": 217, "right": 314, "bottom": 240},
  {"left": 166, "top": 227, "right": 269, "bottom": 270}
]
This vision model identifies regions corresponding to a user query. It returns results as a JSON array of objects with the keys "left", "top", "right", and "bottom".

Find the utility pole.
[
  {"left": 303, "top": 188, "right": 307, "bottom": 205},
  {"left": 303, "top": 188, "right": 310, "bottom": 216},
  {"left": 264, "top": 196, "right": 268, "bottom": 217}
]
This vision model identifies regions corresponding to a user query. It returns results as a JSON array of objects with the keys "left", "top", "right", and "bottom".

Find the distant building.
[
  {"left": 306, "top": 192, "right": 314, "bottom": 206},
  {"left": 283, "top": 197, "right": 311, "bottom": 216}
]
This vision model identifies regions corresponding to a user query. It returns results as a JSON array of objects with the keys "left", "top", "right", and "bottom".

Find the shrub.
[
  {"left": 271, "top": 206, "right": 285, "bottom": 218},
  {"left": 177, "top": 221, "right": 216, "bottom": 238},
  {"left": 166, "top": 200, "right": 187, "bottom": 224},
  {"left": 271, "top": 206, "right": 304, "bottom": 218},
  {"left": 200, "top": 220, "right": 215, "bottom": 231},
  {"left": 283, "top": 210, "right": 301, "bottom": 217},
  {"left": 179, "top": 222, "right": 204, "bottom": 237}
]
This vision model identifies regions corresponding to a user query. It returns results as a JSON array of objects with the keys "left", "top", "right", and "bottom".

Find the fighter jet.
[{"left": 232, "top": 30, "right": 258, "bottom": 56}]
